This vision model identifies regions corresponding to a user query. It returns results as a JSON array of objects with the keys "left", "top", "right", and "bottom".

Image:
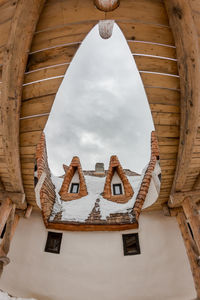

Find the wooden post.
[
  {"left": 0, "top": 206, "right": 19, "bottom": 277},
  {"left": 164, "top": 0, "right": 200, "bottom": 198},
  {"left": 177, "top": 211, "right": 200, "bottom": 298},
  {"left": 182, "top": 197, "right": 200, "bottom": 254},
  {"left": 0, "top": 198, "right": 12, "bottom": 236}
]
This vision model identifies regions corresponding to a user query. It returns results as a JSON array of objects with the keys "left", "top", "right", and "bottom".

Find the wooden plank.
[
  {"left": 24, "top": 64, "right": 68, "bottom": 84},
  {"left": 117, "top": 22, "right": 175, "bottom": 46},
  {"left": 134, "top": 55, "right": 178, "bottom": 75},
  {"left": 22, "top": 77, "right": 63, "bottom": 100},
  {"left": 1, "top": 0, "right": 46, "bottom": 193},
  {"left": 0, "top": 20, "right": 11, "bottom": 48},
  {"left": 31, "top": 22, "right": 96, "bottom": 52},
  {"left": 128, "top": 41, "right": 176, "bottom": 59},
  {"left": 155, "top": 125, "right": 179, "bottom": 138},
  {"left": 20, "top": 146, "right": 37, "bottom": 156},
  {"left": 106, "top": 0, "right": 169, "bottom": 25},
  {"left": 165, "top": 0, "right": 200, "bottom": 195},
  {"left": 141, "top": 73, "right": 180, "bottom": 90},
  {"left": 159, "top": 145, "right": 178, "bottom": 154},
  {"left": 158, "top": 137, "right": 179, "bottom": 146},
  {"left": 20, "top": 131, "right": 42, "bottom": 147},
  {"left": 20, "top": 115, "right": 49, "bottom": 133},
  {"left": 21, "top": 94, "right": 55, "bottom": 118},
  {"left": 36, "top": 0, "right": 105, "bottom": 32},
  {"left": 26, "top": 43, "right": 79, "bottom": 72},
  {"left": 152, "top": 112, "right": 180, "bottom": 126}
]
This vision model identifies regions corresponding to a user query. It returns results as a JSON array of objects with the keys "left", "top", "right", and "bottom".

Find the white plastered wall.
[{"left": 0, "top": 210, "right": 196, "bottom": 300}]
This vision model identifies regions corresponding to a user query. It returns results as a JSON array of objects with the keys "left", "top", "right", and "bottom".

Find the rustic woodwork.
[
  {"left": 1, "top": 0, "right": 46, "bottom": 195},
  {"left": 47, "top": 221, "right": 138, "bottom": 232},
  {"left": 164, "top": 1, "right": 200, "bottom": 199},
  {"left": 0, "top": 198, "right": 12, "bottom": 237},
  {"left": 0, "top": 192, "right": 25, "bottom": 206},
  {"left": 176, "top": 211, "right": 200, "bottom": 298},
  {"left": 182, "top": 197, "right": 200, "bottom": 255}
]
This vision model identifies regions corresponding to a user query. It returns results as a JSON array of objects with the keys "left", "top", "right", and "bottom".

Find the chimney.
[{"left": 95, "top": 163, "right": 105, "bottom": 174}]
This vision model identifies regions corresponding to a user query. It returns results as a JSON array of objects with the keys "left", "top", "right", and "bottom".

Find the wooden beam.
[
  {"left": 182, "top": 197, "right": 200, "bottom": 254},
  {"left": 47, "top": 222, "right": 138, "bottom": 232},
  {"left": 164, "top": 1, "right": 200, "bottom": 198},
  {"left": 1, "top": 0, "right": 46, "bottom": 194},
  {"left": 169, "top": 190, "right": 200, "bottom": 207},
  {"left": 0, "top": 198, "right": 12, "bottom": 237},
  {"left": 176, "top": 211, "right": 200, "bottom": 298},
  {"left": 0, "top": 192, "right": 25, "bottom": 206}
]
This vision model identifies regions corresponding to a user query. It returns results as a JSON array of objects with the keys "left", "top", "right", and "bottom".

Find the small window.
[
  {"left": 45, "top": 232, "right": 62, "bottom": 254},
  {"left": 113, "top": 183, "right": 122, "bottom": 195},
  {"left": 122, "top": 233, "right": 140, "bottom": 256},
  {"left": 70, "top": 183, "right": 79, "bottom": 193}
]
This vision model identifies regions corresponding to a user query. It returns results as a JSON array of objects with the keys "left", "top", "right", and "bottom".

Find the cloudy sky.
[{"left": 44, "top": 23, "right": 154, "bottom": 176}]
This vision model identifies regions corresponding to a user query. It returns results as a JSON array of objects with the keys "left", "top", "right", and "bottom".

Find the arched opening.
[{"left": 34, "top": 23, "right": 160, "bottom": 225}]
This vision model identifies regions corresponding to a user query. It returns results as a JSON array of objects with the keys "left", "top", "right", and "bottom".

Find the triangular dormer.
[
  {"left": 59, "top": 156, "right": 88, "bottom": 201},
  {"left": 103, "top": 155, "right": 134, "bottom": 203}
]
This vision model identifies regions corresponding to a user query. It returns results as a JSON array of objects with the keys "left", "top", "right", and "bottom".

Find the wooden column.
[
  {"left": 182, "top": 197, "right": 200, "bottom": 254},
  {"left": 1, "top": 0, "right": 46, "bottom": 195},
  {"left": 177, "top": 211, "right": 200, "bottom": 299},
  {"left": 0, "top": 205, "right": 19, "bottom": 277},
  {"left": 0, "top": 198, "right": 12, "bottom": 236},
  {"left": 164, "top": 0, "right": 200, "bottom": 198}
]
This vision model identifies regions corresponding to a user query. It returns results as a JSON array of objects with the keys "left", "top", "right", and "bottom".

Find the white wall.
[
  {"left": 0, "top": 211, "right": 196, "bottom": 300},
  {"left": 68, "top": 170, "right": 80, "bottom": 192}
]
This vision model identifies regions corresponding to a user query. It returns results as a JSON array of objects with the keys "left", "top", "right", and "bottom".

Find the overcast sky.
[{"left": 44, "top": 23, "right": 154, "bottom": 176}]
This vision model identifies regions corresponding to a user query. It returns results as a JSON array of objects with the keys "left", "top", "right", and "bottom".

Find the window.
[
  {"left": 122, "top": 233, "right": 140, "bottom": 256},
  {"left": 45, "top": 232, "right": 62, "bottom": 254},
  {"left": 70, "top": 183, "right": 79, "bottom": 193},
  {"left": 113, "top": 183, "right": 122, "bottom": 195}
]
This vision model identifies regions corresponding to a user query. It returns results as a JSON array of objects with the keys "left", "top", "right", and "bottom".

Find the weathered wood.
[
  {"left": 170, "top": 190, "right": 200, "bottom": 207},
  {"left": 94, "top": 0, "right": 119, "bottom": 12},
  {"left": 24, "top": 205, "right": 33, "bottom": 219},
  {"left": 176, "top": 211, "right": 200, "bottom": 298},
  {"left": 182, "top": 197, "right": 200, "bottom": 255},
  {"left": 164, "top": 1, "right": 200, "bottom": 198},
  {"left": 47, "top": 221, "right": 138, "bottom": 232},
  {"left": 0, "top": 192, "right": 25, "bottom": 206},
  {"left": 1, "top": 204, "right": 16, "bottom": 255},
  {"left": 1, "top": 0, "right": 46, "bottom": 194},
  {"left": 128, "top": 42, "right": 176, "bottom": 60},
  {"left": 0, "top": 198, "right": 12, "bottom": 236}
]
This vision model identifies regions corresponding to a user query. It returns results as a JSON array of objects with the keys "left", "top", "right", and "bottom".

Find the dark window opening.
[
  {"left": 122, "top": 233, "right": 140, "bottom": 256},
  {"left": 70, "top": 183, "right": 79, "bottom": 193},
  {"left": 158, "top": 173, "right": 161, "bottom": 182},
  {"left": 0, "top": 224, "right": 6, "bottom": 239},
  {"left": 113, "top": 183, "right": 122, "bottom": 195},
  {"left": 45, "top": 232, "right": 62, "bottom": 254}
]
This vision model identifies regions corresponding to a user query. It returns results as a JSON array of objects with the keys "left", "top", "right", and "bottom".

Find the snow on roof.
[{"left": 50, "top": 171, "right": 145, "bottom": 223}]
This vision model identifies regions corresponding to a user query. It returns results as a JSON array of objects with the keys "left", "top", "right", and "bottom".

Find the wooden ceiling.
[{"left": 0, "top": 0, "right": 200, "bottom": 211}]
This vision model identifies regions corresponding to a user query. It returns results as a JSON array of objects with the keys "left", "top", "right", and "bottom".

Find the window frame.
[
  {"left": 122, "top": 233, "right": 141, "bottom": 256},
  {"left": 70, "top": 183, "right": 80, "bottom": 193},
  {"left": 113, "top": 183, "right": 123, "bottom": 195},
  {"left": 45, "top": 231, "right": 63, "bottom": 254}
]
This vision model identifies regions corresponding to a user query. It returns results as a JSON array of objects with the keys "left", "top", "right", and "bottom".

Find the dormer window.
[
  {"left": 113, "top": 183, "right": 122, "bottom": 195},
  {"left": 70, "top": 183, "right": 79, "bottom": 193}
]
